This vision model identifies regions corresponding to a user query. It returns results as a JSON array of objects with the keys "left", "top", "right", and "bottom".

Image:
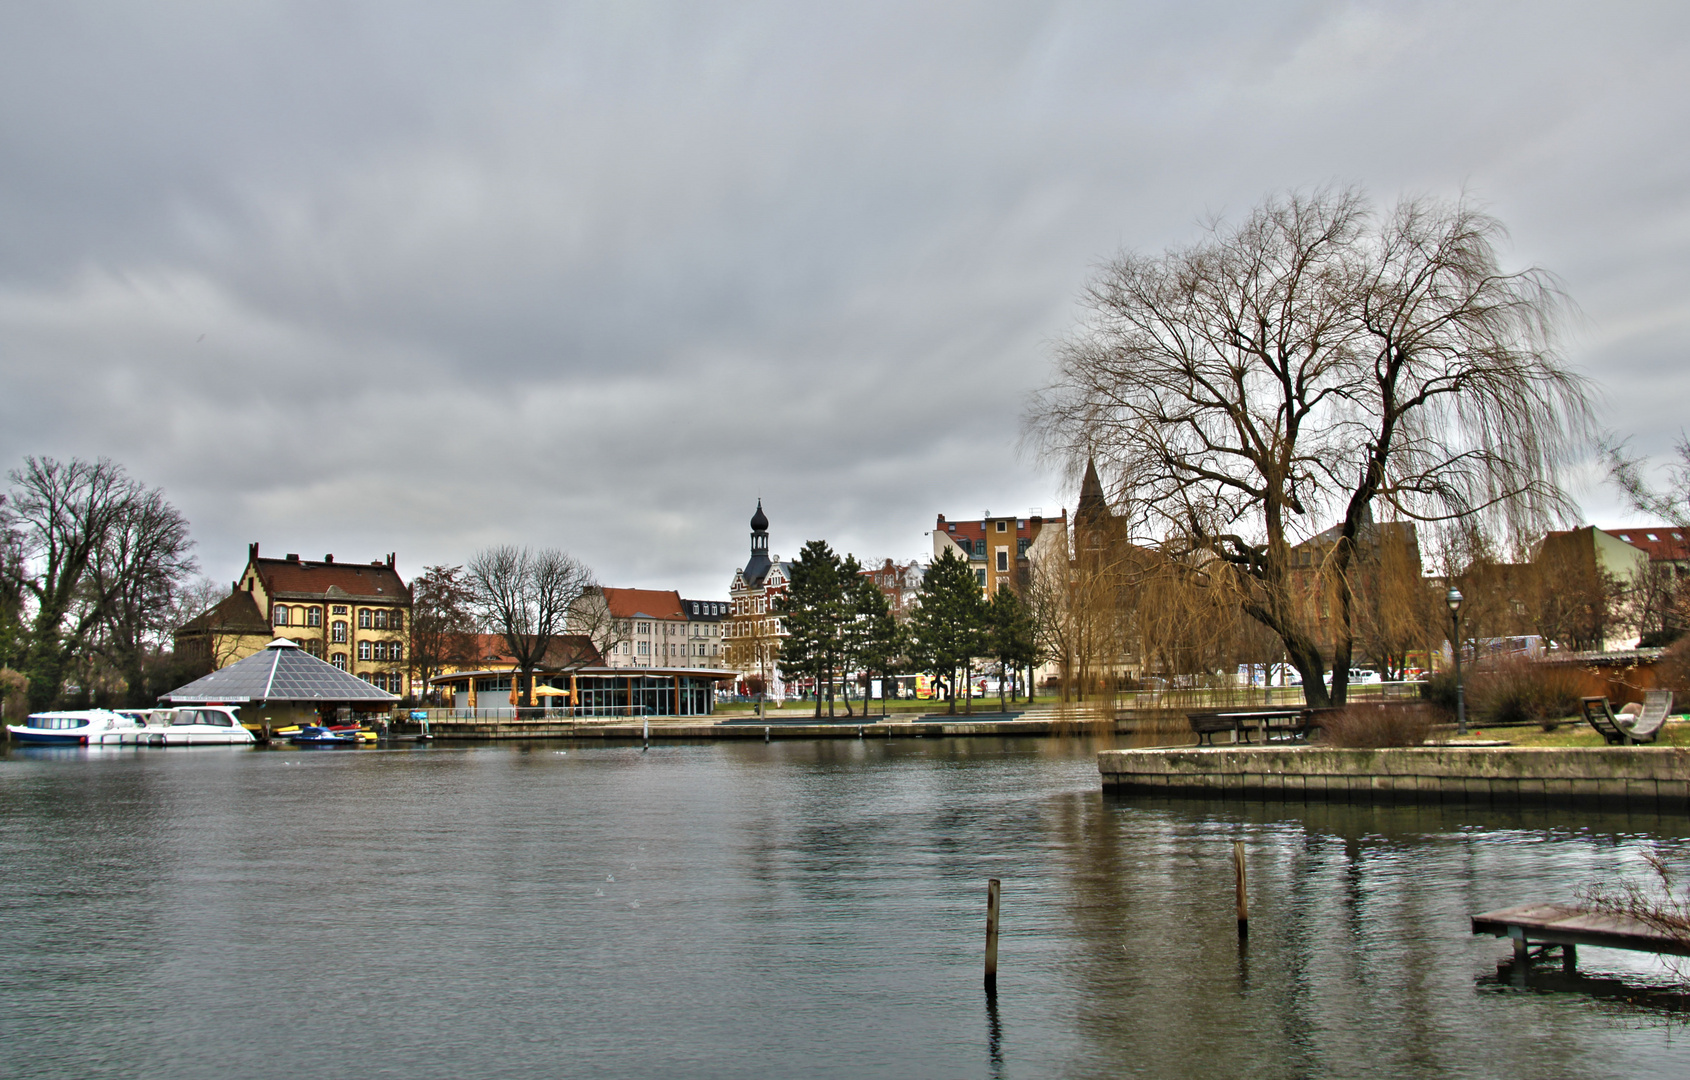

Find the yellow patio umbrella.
[{"left": 532, "top": 685, "right": 571, "bottom": 698}]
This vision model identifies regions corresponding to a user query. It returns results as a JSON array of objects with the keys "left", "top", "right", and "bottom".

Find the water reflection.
[{"left": 2, "top": 736, "right": 1688, "bottom": 1079}]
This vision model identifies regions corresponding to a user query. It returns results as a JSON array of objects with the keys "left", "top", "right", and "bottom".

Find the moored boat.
[
  {"left": 120, "top": 706, "right": 257, "bottom": 746},
  {"left": 289, "top": 725, "right": 362, "bottom": 745},
  {"left": 6, "top": 709, "right": 145, "bottom": 746}
]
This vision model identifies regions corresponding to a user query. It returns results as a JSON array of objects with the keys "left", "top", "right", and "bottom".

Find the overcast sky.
[{"left": 3, "top": 1, "right": 1688, "bottom": 598}]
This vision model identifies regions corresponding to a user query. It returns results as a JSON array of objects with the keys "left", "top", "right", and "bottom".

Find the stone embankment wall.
[{"left": 1098, "top": 746, "right": 1690, "bottom": 812}]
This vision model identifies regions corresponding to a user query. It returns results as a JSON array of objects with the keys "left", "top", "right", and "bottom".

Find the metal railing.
[
  {"left": 415, "top": 705, "right": 659, "bottom": 722},
  {"left": 1120, "top": 680, "right": 1426, "bottom": 712}
]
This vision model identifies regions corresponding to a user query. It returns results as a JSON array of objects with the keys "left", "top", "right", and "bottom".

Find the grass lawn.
[{"left": 1464, "top": 718, "right": 1690, "bottom": 748}]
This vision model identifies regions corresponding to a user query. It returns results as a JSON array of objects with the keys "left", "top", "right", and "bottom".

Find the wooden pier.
[{"left": 1471, "top": 902, "right": 1690, "bottom": 973}]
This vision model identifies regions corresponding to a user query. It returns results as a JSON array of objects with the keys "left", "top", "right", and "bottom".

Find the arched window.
[
  {"left": 307, "top": 607, "right": 323, "bottom": 627},
  {"left": 388, "top": 610, "right": 403, "bottom": 631},
  {"left": 389, "top": 642, "right": 402, "bottom": 663},
  {"left": 358, "top": 641, "right": 372, "bottom": 661},
  {"left": 273, "top": 605, "right": 290, "bottom": 626},
  {"left": 358, "top": 609, "right": 372, "bottom": 629},
  {"left": 331, "top": 653, "right": 347, "bottom": 670},
  {"left": 332, "top": 621, "right": 348, "bottom": 643}
]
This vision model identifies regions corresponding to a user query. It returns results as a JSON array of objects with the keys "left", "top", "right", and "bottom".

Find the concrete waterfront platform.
[{"left": 1098, "top": 745, "right": 1690, "bottom": 812}]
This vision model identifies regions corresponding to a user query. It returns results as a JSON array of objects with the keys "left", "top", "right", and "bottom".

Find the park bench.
[
  {"left": 1582, "top": 692, "right": 1673, "bottom": 745},
  {"left": 1187, "top": 707, "right": 1315, "bottom": 745}
]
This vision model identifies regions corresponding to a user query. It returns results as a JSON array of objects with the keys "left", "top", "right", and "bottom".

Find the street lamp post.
[{"left": 1446, "top": 587, "right": 1467, "bottom": 736}]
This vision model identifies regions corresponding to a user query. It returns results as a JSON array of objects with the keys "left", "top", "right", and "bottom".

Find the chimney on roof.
[
  {"left": 387, "top": 552, "right": 396, "bottom": 569},
  {"left": 325, "top": 554, "right": 334, "bottom": 564},
  {"left": 249, "top": 542, "right": 259, "bottom": 562},
  {"left": 286, "top": 553, "right": 299, "bottom": 562},
  {"left": 371, "top": 559, "right": 382, "bottom": 566}
]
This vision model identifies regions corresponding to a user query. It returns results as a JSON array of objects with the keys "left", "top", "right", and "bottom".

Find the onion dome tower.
[{"left": 744, "top": 500, "right": 772, "bottom": 586}]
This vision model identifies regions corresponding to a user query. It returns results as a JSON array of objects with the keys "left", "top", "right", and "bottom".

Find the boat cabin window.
[
  {"left": 28, "top": 715, "right": 91, "bottom": 729},
  {"left": 172, "top": 709, "right": 235, "bottom": 727}
]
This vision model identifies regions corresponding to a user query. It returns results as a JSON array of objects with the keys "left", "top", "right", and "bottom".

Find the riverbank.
[
  {"left": 419, "top": 708, "right": 1114, "bottom": 740},
  {"left": 1098, "top": 745, "right": 1690, "bottom": 812}
]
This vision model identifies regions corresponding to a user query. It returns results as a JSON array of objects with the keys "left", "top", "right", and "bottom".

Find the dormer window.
[{"left": 1647, "top": 533, "right": 1659, "bottom": 542}]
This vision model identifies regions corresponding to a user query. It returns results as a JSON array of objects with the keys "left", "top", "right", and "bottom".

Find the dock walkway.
[{"left": 1471, "top": 902, "right": 1690, "bottom": 972}]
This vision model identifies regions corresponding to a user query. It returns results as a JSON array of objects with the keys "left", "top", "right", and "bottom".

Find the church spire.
[{"left": 1076, "top": 457, "right": 1110, "bottom": 528}]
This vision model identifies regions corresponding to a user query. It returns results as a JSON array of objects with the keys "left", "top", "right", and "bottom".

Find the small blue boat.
[{"left": 288, "top": 725, "right": 359, "bottom": 745}]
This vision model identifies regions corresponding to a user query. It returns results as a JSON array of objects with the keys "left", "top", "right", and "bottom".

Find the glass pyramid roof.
[{"left": 163, "top": 638, "right": 400, "bottom": 704}]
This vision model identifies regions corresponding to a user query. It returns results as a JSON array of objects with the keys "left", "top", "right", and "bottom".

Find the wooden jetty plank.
[{"left": 1472, "top": 903, "right": 1690, "bottom": 959}]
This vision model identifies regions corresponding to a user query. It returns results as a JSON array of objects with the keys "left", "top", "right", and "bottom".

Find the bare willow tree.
[
  {"left": 1028, "top": 188, "right": 1593, "bottom": 706},
  {"left": 467, "top": 545, "right": 597, "bottom": 709},
  {"left": 1605, "top": 432, "right": 1690, "bottom": 528}
]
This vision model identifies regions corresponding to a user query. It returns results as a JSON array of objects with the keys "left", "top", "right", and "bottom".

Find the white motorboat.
[
  {"left": 7, "top": 709, "right": 146, "bottom": 746},
  {"left": 121, "top": 706, "right": 257, "bottom": 746}
]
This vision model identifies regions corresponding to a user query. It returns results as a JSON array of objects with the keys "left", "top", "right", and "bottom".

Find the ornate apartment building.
[
  {"left": 573, "top": 587, "right": 730, "bottom": 669},
  {"left": 177, "top": 544, "right": 411, "bottom": 694}
]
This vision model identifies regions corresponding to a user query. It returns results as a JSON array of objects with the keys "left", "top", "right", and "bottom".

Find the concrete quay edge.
[{"left": 1097, "top": 746, "right": 1690, "bottom": 812}]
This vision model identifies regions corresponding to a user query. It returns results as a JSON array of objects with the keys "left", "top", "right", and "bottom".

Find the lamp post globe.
[{"left": 1446, "top": 587, "right": 1467, "bottom": 735}]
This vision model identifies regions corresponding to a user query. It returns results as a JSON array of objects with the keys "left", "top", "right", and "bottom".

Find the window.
[
  {"left": 1018, "top": 538, "right": 1031, "bottom": 556},
  {"left": 359, "top": 609, "right": 372, "bottom": 629},
  {"left": 332, "top": 605, "right": 347, "bottom": 615},
  {"left": 996, "top": 549, "right": 1008, "bottom": 572},
  {"left": 331, "top": 653, "right": 348, "bottom": 670},
  {"left": 996, "top": 520, "right": 1007, "bottom": 532},
  {"left": 621, "top": 643, "right": 630, "bottom": 654},
  {"left": 304, "top": 640, "right": 324, "bottom": 658},
  {"left": 389, "top": 642, "right": 402, "bottom": 663},
  {"left": 388, "top": 609, "right": 403, "bottom": 631},
  {"left": 359, "top": 641, "right": 372, "bottom": 661},
  {"left": 332, "top": 621, "right": 348, "bottom": 643},
  {"left": 639, "top": 641, "right": 650, "bottom": 655},
  {"left": 696, "top": 643, "right": 705, "bottom": 656},
  {"left": 307, "top": 607, "right": 323, "bottom": 627},
  {"left": 273, "top": 605, "right": 290, "bottom": 626},
  {"left": 975, "top": 569, "right": 986, "bottom": 588}
]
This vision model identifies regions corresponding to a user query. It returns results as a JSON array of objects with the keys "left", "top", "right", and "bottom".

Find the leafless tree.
[
  {"left": 7, "top": 457, "right": 198, "bottom": 709},
  {"left": 723, "top": 601, "right": 782, "bottom": 718},
  {"left": 1027, "top": 188, "right": 1593, "bottom": 706},
  {"left": 564, "top": 586, "right": 631, "bottom": 670},
  {"left": 408, "top": 565, "right": 480, "bottom": 703},
  {"left": 1605, "top": 432, "right": 1690, "bottom": 528},
  {"left": 87, "top": 485, "right": 198, "bottom": 702},
  {"left": 467, "top": 545, "right": 597, "bottom": 708}
]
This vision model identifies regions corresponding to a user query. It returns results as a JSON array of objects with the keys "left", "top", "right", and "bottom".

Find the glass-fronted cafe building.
[{"left": 431, "top": 666, "right": 735, "bottom": 717}]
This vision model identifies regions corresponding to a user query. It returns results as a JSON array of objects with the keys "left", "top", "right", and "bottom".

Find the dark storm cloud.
[{"left": 3, "top": 1, "right": 1689, "bottom": 595}]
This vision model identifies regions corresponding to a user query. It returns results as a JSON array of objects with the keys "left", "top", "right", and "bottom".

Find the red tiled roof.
[
  {"left": 601, "top": 587, "right": 685, "bottom": 620},
  {"left": 256, "top": 557, "right": 408, "bottom": 600},
  {"left": 1607, "top": 527, "right": 1690, "bottom": 563},
  {"left": 457, "top": 633, "right": 603, "bottom": 667},
  {"left": 934, "top": 511, "right": 1062, "bottom": 544}
]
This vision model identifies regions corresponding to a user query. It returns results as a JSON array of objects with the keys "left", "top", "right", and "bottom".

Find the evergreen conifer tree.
[{"left": 909, "top": 549, "right": 989, "bottom": 714}]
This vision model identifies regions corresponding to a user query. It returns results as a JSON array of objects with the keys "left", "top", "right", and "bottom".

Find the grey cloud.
[{"left": 4, "top": 1, "right": 1689, "bottom": 597}]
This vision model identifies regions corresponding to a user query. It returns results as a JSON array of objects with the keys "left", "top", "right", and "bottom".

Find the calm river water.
[{"left": 3, "top": 735, "right": 1689, "bottom": 1079}]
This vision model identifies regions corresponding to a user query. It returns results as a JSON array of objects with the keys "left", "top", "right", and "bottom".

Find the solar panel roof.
[{"left": 163, "top": 638, "right": 400, "bottom": 703}]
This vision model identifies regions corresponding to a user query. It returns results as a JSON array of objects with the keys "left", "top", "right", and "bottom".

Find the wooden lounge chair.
[
  {"left": 1626, "top": 690, "right": 1673, "bottom": 745},
  {"left": 1580, "top": 697, "right": 1630, "bottom": 745}
]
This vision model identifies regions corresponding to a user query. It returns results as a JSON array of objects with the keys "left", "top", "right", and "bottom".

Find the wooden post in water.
[
  {"left": 643, "top": 716, "right": 650, "bottom": 751},
  {"left": 984, "top": 878, "right": 1001, "bottom": 990},
  {"left": 1233, "top": 841, "right": 1248, "bottom": 938}
]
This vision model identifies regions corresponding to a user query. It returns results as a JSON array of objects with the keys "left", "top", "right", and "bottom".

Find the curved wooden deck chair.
[
  {"left": 1625, "top": 690, "right": 1673, "bottom": 744},
  {"left": 1580, "top": 696, "right": 1629, "bottom": 745}
]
